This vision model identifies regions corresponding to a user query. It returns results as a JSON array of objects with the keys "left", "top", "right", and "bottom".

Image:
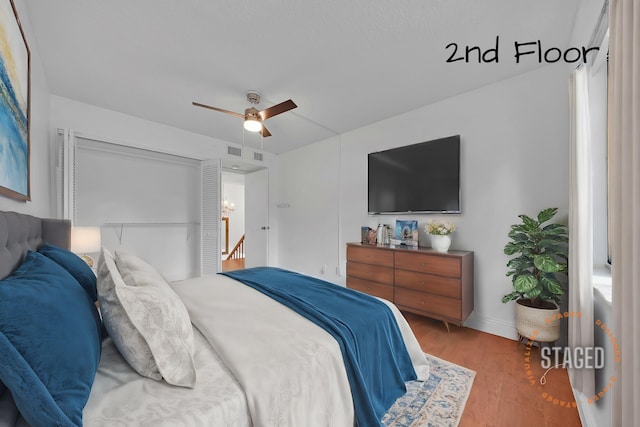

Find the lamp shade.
[
  {"left": 71, "top": 227, "right": 101, "bottom": 253},
  {"left": 243, "top": 118, "right": 262, "bottom": 132}
]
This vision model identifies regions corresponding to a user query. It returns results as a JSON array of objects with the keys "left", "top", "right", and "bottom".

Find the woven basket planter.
[{"left": 515, "top": 298, "right": 560, "bottom": 343}]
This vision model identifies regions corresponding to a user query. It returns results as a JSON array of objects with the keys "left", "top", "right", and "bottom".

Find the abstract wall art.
[{"left": 0, "top": 0, "right": 30, "bottom": 201}]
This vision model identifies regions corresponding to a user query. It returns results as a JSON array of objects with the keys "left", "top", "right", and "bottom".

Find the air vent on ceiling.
[
  {"left": 227, "top": 146, "right": 242, "bottom": 157},
  {"left": 254, "top": 152, "right": 263, "bottom": 162}
]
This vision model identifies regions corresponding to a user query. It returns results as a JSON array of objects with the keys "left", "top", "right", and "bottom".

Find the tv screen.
[{"left": 368, "top": 135, "right": 460, "bottom": 214}]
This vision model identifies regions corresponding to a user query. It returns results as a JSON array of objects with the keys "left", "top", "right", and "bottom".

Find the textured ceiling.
[{"left": 25, "top": 0, "right": 581, "bottom": 154}]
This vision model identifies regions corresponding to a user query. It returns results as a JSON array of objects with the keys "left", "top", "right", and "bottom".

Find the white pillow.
[{"left": 96, "top": 248, "right": 197, "bottom": 388}]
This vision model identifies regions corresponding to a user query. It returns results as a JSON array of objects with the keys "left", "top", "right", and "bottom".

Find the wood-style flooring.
[{"left": 404, "top": 312, "right": 583, "bottom": 427}]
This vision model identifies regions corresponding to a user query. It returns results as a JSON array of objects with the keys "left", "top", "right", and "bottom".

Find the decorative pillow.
[
  {"left": 96, "top": 248, "right": 196, "bottom": 387},
  {"left": 38, "top": 242, "right": 98, "bottom": 301},
  {"left": 0, "top": 251, "right": 102, "bottom": 427}
]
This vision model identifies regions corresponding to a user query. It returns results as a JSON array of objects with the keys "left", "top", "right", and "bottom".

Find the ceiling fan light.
[{"left": 243, "top": 118, "right": 262, "bottom": 132}]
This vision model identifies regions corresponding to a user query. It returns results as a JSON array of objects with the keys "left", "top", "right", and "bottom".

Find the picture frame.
[
  {"left": 0, "top": 0, "right": 31, "bottom": 201},
  {"left": 395, "top": 220, "right": 418, "bottom": 246}
]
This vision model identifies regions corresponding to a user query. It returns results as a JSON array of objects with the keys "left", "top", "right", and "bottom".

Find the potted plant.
[
  {"left": 425, "top": 219, "right": 456, "bottom": 252},
  {"left": 501, "top": 208, "right": 568, "bottom": 343}
]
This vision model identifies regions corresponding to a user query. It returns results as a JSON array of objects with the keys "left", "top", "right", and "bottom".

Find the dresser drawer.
[
  {"left": 394, "top": 269, "right": 461, "bottom": 299},
  {"left": 395, "top": 288, "right": 461, "bottom": 320},
  {"left": 347, "top": 246, "right": 394, "bottom": 267},
  {"left": 395, "top": 252, "right": 461, "bottom": 278},
  {"left": 346, "top": 261, "right": 394, "bottom": 285},
  {"left": 347, "top": 277, "right": 393, "bottom": 301}
]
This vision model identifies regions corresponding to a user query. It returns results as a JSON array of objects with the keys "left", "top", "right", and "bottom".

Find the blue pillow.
[
  {"left": 0, "top": 251, "right": 102, "bottom": 427},
  {"left": 38, "top": 242, "right": 98, "bottom": 301}
]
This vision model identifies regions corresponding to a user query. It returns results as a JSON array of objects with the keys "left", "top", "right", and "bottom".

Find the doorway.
[
  {"left": 221, "top": 171, "right": 245, "bottom": 271},
  {"left": 220, "top": 164, "right": 269, "bottom": 271}
]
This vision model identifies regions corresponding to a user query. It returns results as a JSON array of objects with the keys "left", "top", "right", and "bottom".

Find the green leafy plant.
[{"left": 501, "top": 207, "right": 568, "bottom": 306}]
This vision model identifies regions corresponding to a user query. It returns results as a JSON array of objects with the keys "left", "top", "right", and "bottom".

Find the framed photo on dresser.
[{"left": 395, "top": 220, "right": 418, "bottom": 246}]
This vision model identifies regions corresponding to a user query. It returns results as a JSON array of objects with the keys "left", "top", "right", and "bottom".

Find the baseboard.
[{"left": 463, "top": 312, "right": 519, "bottom": 341}]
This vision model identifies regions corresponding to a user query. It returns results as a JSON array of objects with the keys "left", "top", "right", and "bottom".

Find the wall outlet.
[{"left": 321, "top": 264, "right": 326, "bottom": 274}]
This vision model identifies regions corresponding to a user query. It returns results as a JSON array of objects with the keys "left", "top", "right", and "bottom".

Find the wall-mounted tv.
[{"left": 368, "top": 135, "right": 461, "bottom": 214}]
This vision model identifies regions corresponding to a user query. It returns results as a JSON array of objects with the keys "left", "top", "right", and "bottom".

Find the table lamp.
[{"left": 71, "top": 227, "right": 101, "bottom": 267}]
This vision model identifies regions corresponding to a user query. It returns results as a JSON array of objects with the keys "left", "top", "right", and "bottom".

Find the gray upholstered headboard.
[{"left": 0, "top": 211, "right": 71, "bottom": 280}]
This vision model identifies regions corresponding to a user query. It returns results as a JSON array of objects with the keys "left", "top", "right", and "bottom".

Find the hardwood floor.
[{"left": 404, "top": 312, "right": 583, "bottom": 427}]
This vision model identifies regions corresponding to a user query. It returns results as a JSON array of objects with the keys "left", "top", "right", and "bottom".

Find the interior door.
[{"left": 244, "top": 168, "right": 269, "bottom": 267}]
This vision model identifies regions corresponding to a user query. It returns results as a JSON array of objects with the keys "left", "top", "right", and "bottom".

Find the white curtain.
[
  {"left": 609, "top": 0, "right": 640, "bottom": 425},
  {"left": 568, "top": 66, "right": 595, "bottom": 398}
]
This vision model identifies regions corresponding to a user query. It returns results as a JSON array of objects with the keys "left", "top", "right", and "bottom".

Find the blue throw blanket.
[{"left": 221, "top": 267, "right": 416, "bottom": 427}]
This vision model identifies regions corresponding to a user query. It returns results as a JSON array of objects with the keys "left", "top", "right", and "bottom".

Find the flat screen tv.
[{"left": 368, "top": 135, "right": 461, "bottom": 214}]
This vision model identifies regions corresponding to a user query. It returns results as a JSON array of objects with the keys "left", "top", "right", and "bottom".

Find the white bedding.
[
  {"left": 84, "top": 273, "right": 429, "bottom": 427},
  {"left": 173, "top": 274, "right": 355, "bottom": 427},
  {"left": 83, "top": 327, "right": 251, "bottom": 427}
]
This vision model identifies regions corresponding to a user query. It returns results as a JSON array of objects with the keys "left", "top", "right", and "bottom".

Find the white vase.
[{"left": 430, "top": 234, "right": 451, "bottom": 252}]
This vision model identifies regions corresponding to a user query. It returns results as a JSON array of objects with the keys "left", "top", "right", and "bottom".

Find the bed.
[{"left": 0, "top": 210, "right": 430, "bottom": 427}]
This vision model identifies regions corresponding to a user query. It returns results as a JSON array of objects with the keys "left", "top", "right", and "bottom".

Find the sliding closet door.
[
  {"left": 71, "top": 136, "right": 201, "bottom": 281},
  {"left": 201, "top": 160, "right": 221, "bottom": 275}
]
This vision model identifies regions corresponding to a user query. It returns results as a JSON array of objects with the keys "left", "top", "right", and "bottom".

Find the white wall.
[
  {"left": 49, "top": 95, "right": 268, "bottom": 163},
  {"left": 277, "top": 64, "right": 571, "bottom": 340},
  {"left": 276, "top": 136, "right": 341, "bottom": 277},
  {"left": 0, "top": 0, "right": 51, "bottom": 216}
]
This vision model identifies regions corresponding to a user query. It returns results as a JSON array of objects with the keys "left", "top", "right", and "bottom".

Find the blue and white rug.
[{"left": 383, "top": 354, "right": 476, "bottom": 427}]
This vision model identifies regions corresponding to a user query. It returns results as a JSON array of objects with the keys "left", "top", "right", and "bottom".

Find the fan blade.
[
  {"left": 192, "top": 102, "right": 244, "bottom": 118},
  {"left": 259, "top": 99, "right": 297, "bottom": 120},
  {"left": 260, "top": 125, "right": 272, "bottom": 138}
]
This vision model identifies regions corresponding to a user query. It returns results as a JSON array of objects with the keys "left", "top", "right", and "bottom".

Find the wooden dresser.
[{"left": 346, "top": 243, "right": 474, "bottom": 330}]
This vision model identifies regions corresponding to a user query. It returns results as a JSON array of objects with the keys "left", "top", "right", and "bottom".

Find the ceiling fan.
[{"left": 193, "top": 91, "right": 297, "bottom": 137}]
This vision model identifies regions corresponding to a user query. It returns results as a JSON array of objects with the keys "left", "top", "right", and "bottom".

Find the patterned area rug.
[{"left": 383, "top": 354, "right": 476, "bottom": 427}]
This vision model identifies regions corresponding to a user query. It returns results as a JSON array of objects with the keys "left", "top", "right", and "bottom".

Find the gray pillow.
[{"left": 96, "top": 248, "right": 196, "bottom": 388}]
